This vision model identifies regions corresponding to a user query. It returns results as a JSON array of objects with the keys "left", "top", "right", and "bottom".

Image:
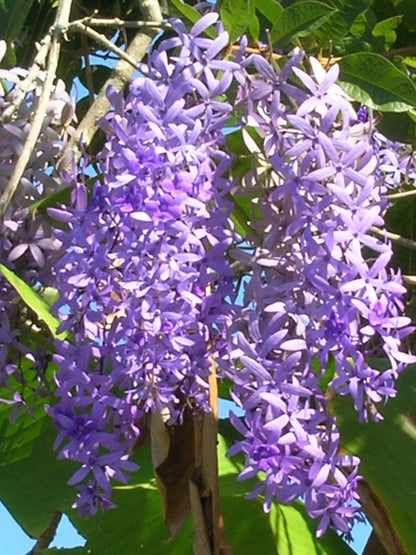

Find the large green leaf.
[
  {"left": 256, "top": 0, "right": 284, "bottom": 24},
  {"left": 0, "top": 398, "right": 77, "bottom": 539},
  {"left": 315, "top": 0, "right": 371, "bottom": 44},
  {"left": 332, "top": 364, "right": 416, "bottom": 554},
  {"left": 0, "top": 263, "right": 66, "bottom": 339},
  {"left": 271, "top": 2, "right": 336, "bottom": 48},
  {"left": 338, "top": 52, "right": 416, "bottom": 112},
  {"left": 377, "top": 110, "right": 416, "bottom": 145},
  {"left": 219, "top": 0, "right": 251, "bottom": 43},
  {"left": 0, "top": 0, "right": 36, "bottom": 44}
]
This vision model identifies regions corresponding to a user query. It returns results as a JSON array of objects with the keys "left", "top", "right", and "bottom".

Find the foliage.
[{"left": 1, "top": 0, "right": 416, "bottom": 553}]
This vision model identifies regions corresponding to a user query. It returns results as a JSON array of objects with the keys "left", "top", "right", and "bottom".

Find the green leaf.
[
  {"left": 248, "top": 0, "right": 260, "bottom": 41},
  {"left": 0, "top": 399, "right": 77, "bottom": 538},
  {"left": 271, "top": 2, "right": 337, "bottom": 48},
  {"left": 0, "top": 264, "right": 66, "bottom": 339},
  {"left": 168, "top": 0, "right": 216, "bottom": 38},
  {"left": 315, "top": 0, "right": 371, "bottom": 45},
  {"left": 0, "top": 0, "right": 36, "bottom": 43},
  {"left": 372, "top": 15, "right": 402, "bottom": 50},
  {"left": 338, "top": 53, "right": 416, "bottom": 112},
  {"left": 29, "top": 185, "right": 72, "bottom": 220},
  {"left": 333, "top": 364, "right": 416, "bottom": 554},
  {"left": 377, "top": 110, "right": 416, "bottom": 144},
  {"left": 220, "top": 0, "right": 251, "bottom": 43},
  {"left": 256, "top": 0, "right": 283, "bottom": 23}
]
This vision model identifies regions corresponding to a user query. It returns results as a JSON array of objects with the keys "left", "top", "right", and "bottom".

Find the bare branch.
[
  {"left": 70, "top": 16, "right": 171, "bottom": 30},
  {"left": 370, "top": 226, "right": 416, "bottom": 250},
  {"left": 384, "top": 189, "right": 416, "bottom": 201},
  {"left": 383, "top": 46, "right": 416, "bottom": 58},
  {"left": 403, "top": 275, "right": 416, "bottom": 286},
  {"left": 60, "top": 0, "right": 163, "bottom": 168},
  {"left": 68, "top": 21, "right": 140, "bottom": 69},
  {"left": 0, "top": 0, "right": 74, "bottom": 217}
]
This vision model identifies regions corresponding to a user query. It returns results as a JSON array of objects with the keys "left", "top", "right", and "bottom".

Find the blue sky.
[{"left": 0, "top": 502, "right": 86, "bottom": 553}]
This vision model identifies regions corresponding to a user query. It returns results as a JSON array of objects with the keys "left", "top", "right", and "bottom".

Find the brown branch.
[
  {"left": 402, "top": 275, "right": 416, "bottom": 286},
  {"left": 60, "top": 0, "right": 163, "bottom": 169},
  {"left": 383, "top": 46, "right": 416, "bottom": 58},
  {"left": 0, "top": 0, "right": 74, "bottom": 217},
  {"left": 189, "top": 284, "right": 232, "bottom": 555},
  {"left": 27, "top": 509, "right": 62, "bottom": 554},
  {"left": 358, "top": 480, "right": 406, "bottom": 555},
  {"left": 80, "top": 34, "right": 95, "bottom": 106}
]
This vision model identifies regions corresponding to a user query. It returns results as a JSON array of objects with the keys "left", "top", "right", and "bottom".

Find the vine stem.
[{"left": 0, "top": 0, "right": 74, "bottom": 217}]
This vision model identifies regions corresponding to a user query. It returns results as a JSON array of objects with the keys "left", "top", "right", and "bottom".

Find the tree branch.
[
  {"left": 370, "top": 226, "right": 416, "bottom": 250},
  {"left": 60, "top": 0, "right": 163, "bottom": 168},
  {"left": 70, "top": 16, "right": 171, "bottom": 30},
  {"left": 0, "top": 0, "right": 74, "bottom": 217},
  {"left": 384, "top": 189, "right": 416, "bottom": 201},
  {"left": 68, "top": 21, "right": 140, "bottom": 70},
  {"left": 383, "top": 46, "right": 416, "bottom": 58},
  {"left": 27, "top": 509, "right": 62, "bottom": 554}
]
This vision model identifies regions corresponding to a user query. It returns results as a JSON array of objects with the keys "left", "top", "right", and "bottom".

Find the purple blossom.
[
  {"left": 50, "top": 16, "right": 238, "bottom": 514},
  {"left": 226, "top": 52, "right": 415, "bottom": 536}
]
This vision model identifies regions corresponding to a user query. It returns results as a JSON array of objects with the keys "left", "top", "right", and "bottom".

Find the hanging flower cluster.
[
  {"left": 227, "top": 51, "right": 415, "bottom": 536},
  {"left": 0, "top": 39, "right": 75, "bottom": 414},
  {"left": 49, "top": 13, "right": 238, "bottom": 515},
  {"left": 0, "top": 9, "right": 415, "bottom": 539}
]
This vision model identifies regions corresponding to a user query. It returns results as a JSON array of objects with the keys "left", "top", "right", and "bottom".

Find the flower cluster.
[
  {"left": 49, "top": 13, "right": 238, "bottom": 514},
  {"left": 1, "top": 9, "right": 415, "bottom": 540},
  {"left": 226, "top": 52, "right": 415, "bottom": 536},
  {"left": 0, "top": 40, "right": 75, "bottom": 411}
]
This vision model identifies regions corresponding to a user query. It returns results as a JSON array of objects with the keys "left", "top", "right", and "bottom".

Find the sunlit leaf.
[
  {"left": 0, "top": 264, "right": 66, "bottom": 339},
  {"left": 339, "top": 53, "right": 416, "bottom": 112}
]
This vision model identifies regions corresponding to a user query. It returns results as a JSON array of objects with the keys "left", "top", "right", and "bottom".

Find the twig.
[
  {"left": 229, "top": 44, "right": 340, "bottom": 66},
  {"left": 0, "top": 0, "right": 74, "bottom": 217},
  {"left": 403, "top": 275, "right": 416, "bottom": 286},
  {"left": 383, "top": 46, "right": 416, "bottom": 58},
  {"left": 69, "top": 16, "right": 171, "bottom": 30},
  {"left": 370, "top": 226, "right": 416, "bottom": 250},
  {"left": 60, "top": 0, "right": 163, "bottom": 168},
  {"left": 384, "top": 189, "right": 416, "bottom": 201},
  {"left": 68, "top": 21, "right": 140, "bottom": 69}
]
